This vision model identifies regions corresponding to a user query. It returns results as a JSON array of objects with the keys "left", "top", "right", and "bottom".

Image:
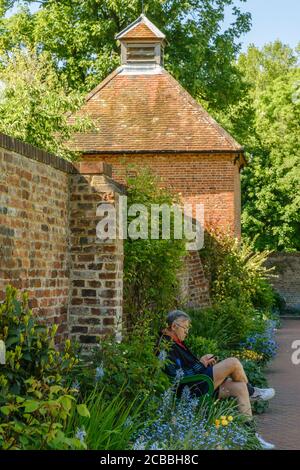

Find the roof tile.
[{"left": 67, "top": 67, "right": 243, "bottom": 154}]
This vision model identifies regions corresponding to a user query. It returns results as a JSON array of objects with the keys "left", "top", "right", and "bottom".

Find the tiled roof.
[
  {"left": 120, "top": 22, "right": 159, "bottom": 40},
  {"left": 67, "top": 66, "right": 243, "bottom": 154},
  {"left": 116, "top": 14, "right": 166, "bottom": 41}
]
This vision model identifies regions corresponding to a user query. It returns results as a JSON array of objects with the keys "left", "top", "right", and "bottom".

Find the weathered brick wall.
[
  {"left": 0, "top": 135, "right": 124, "bottom": 344},
  {"left": 265, "top": 253, "right": 300, "bottom": 311},
  {"left": 82, "top": 153, "right": 241, "bottom": 237},
  {"left": 69, "top": 162, "right": 124, "bottom": 349},
  {"left": 0, "top": 135, "right": 73, "bottom": 340},
  {"left": 177, "top": 251, "right": 211, "bottom": 309}
]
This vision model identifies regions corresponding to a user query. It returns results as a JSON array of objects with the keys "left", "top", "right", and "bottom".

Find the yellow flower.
[
  {"left": 221, "top": 415, "right": 227, "bottom": 420},
  {"left": 228, "top": 416, "right": 234, "bottom": 422},
  {"left": 215, "top": 419, "right": 220, "bottom": 426},
  {"left": 221, "top": 419, "right": 229, "bottom": 426}
]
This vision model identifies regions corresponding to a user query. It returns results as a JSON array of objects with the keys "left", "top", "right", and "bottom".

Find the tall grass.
[{"left": 66, "top": 385, "right": 147, "bottom": 450}]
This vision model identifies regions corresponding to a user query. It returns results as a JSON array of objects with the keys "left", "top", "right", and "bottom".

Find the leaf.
[
  {"left": 12, "top": 299, "right": 22, "bottom": 316},
  {"left": 23, "top": 401, "right": 40, "bottom": 413},
  {"left": 16, "top": 396, "right": 25, "bottom": 403},
  {"left": 0, "top": 406, "right": 11, "bottom": 416},
  {"left": 76, "top": 404, "right": 90, "bottom": 418},
  {"left": 50, "top": 385, "right": 63, "bottom": 395},
  {"left": 59, "top": 396, "right": 72, "bottom": 413},
  {"left": 5, "top": 336, "right": 19, "bottom": 347},
  {"left": 22, "top": 352, "right": 32, "bottom": 361}
]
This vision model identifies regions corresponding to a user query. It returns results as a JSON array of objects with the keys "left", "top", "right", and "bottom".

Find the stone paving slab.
[{"left": 257, "top": 320, "right": 300, "bottom": 450}]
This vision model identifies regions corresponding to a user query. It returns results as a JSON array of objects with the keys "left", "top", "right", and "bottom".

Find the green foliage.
[
  {"left": 132, "top": 386, "right": 261, "bottom": 450},
  {"left": 0, "top": 0, "right": 251, "bottom": 109},
  {"left": 184, "top": 230, "right": 277, "bottom": 353},
  {"left": 201, "top": 227, "right": 277, "bottom": 311},
  {"left": 0, "top": 285, "right": 89, "bottom": 450},
  {"left": 66, "top": 386, "right": 146, "bottom": 450},
  {"left": 0, "top": 48, "right": 93, "bottom": 160},
  {"left": 70, "top": 315, "right": 170, "bottom": 417},
  {"left": 215, "top": 41, "right": 300, "bottom": 251},
  {"left": 240, "top": 62, "right": 300, "bottom": 251},
  {"left": 0, "top": 284, "right": 79, "bottom": 396},
  {"left": 187, "top": 300, "right": 258, "bottom": 350},
  {"left": 0, "top": 378, "right": 86, "bottom": 450},
  {"left": 185, "top": 335, "right": 220, "bottom": 360},
  {"left": 124, "top": 166, "right": 187, "bottom": 324}
]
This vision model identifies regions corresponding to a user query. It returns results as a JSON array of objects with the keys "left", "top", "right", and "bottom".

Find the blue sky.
[
  {"left": 6, "top": 0, "right": 300, "bottom": 53},
  {"left": 227, "top": 0, "right": 300, "bottom": 52}
]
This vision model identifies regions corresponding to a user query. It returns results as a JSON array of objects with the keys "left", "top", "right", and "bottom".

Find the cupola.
[{"left": 115, "top": 14, "right": 166, "bottom": 67}]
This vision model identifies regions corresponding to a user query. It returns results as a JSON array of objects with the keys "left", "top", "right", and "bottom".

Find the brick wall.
[
  {"left": 0, "top": 136, "right": 72, "bottom": 340},
  {"left": 0, "top": 134, "right": 124, "bottom": 345},
  {"left": 177, "top": 251, "right": 211, "bottom": 309},
  {"left": 81, "top": 153, "right": 241, "bottom": 238},
  {"left": 265, "top": 253, "right": 300, "bottom": 311},
  {"left": 69, "top": 162, "right": 124, "bottom": 348}
]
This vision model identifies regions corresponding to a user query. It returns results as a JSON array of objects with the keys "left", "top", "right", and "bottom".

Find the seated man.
[{"left": 157, "top": 309, "right": 276, "bottom": 450}]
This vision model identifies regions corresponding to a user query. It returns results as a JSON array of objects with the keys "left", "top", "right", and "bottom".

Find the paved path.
[{"left": 257, "top": 319, "right": 300, "bottom": 450}]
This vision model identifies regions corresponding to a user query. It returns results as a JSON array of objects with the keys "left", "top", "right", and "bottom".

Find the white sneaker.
[
  {"left": 255, "top": 433, "right": 275, "bottom": 450},
  {"left": 250, "top": 387, "right": 275, "bottom": 402}
]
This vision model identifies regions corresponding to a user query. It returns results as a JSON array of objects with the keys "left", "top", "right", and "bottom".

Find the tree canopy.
[
  {"left": 231, "top": 42, "right": 300, "bottom": 251},
  {"left": 0, "top": 0, "right": 251, "bottom": 107}
]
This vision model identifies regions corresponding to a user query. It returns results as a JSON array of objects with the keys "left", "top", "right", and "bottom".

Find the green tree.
[
  {"left": 0, "top": 0, "right": 251, "bottom": 108},
  {"left": 241, "top": 66, "right": 300, "bottom": 251},
  {"left": 0, "top": 47, "right": 92, "bottom": 159},
  {"left": 210, "top": 41, "right": 300, "bottom": 251}
]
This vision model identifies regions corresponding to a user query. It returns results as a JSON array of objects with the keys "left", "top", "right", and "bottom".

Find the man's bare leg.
[
  {"left": 213, "top": 357, "right": 248, "bottom": 390},
  {"left": 218, "top": 379, "right": 252, "bottom": 417}
]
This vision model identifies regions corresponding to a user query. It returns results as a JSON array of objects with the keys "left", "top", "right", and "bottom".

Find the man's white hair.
[{"left": 166, "top": 310, "right": 191, "bottom": 327}]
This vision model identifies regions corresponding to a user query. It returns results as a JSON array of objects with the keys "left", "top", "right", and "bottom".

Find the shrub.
[
  {"left": 185, "top": 335, "right": 220, "bottom": 360},
  {"left": 0, "top": 285, "right": 89, "bottom": 450},
  {"left": 186, "top": 299, "right": 259, "bottom": 350},
  {"left": 200, "top": 226, "right": 277, "bottom": 311},
  {"left": 0, "top": 285, "right": 78, "bottom": 396},
  {"left": 0, "top": 377, "right": 88, "bottom": 450},
  {"left": 68, "top": 315, "right": 170, "bottom": 418},
  {"left": 124, "top": 165, "right": 187, "bottom": 326},
  {"left": 240, "top": 319, "right": 279, "bottom": 365}
]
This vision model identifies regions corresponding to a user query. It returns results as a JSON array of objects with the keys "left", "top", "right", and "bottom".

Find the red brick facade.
[
  {"left": 0, "top": 140, "right": 71, "bottom": 340},
  {"left": 82, "top": 153, "right": 242, "bottom": 238}
]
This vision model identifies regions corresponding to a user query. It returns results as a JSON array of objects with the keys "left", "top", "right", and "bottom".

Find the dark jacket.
[
  {"left": 156, "top": 333, "right": 217, "bottom": 399},
  {"left": 156, "top": 333, "right": 207, "bottom": 379}
]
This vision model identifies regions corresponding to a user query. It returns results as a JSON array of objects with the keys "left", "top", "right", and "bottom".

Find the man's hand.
[{"left": 200, "top": 354, "right": 217, "bottom": 367}]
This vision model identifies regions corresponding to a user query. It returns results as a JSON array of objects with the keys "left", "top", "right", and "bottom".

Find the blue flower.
[
  {"left": 124, "top": 416, "right": 133, "bottom": 428},
  {"left": 71, "top": 380, "right": 80, "bottom": 392},
  {"left": 158, "top": 350, "right": 167, "bottom": 361},
  {"left": 95, "top": 363, "right": 105, "bottom": 381},
  {"left": 75, "top": 427, "right": 86, "bottom": 443},
  {"left": 175, "top": 368, "right": 185, "bottom": 382}
]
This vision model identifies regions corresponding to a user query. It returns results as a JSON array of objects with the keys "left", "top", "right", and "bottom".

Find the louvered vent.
[{"left": 127, "top": 44, "right": 156, "bottom": 63}]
